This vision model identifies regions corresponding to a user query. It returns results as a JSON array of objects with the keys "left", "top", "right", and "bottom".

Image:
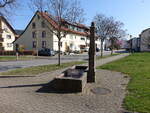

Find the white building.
[
  {"left": 0, "top": 16, "right": 17, "bottom": 51},
  {"left": 140, "top": 28, "right": 150, "bottom": 52},
  {"left": 14, "top": 11, "right": 101, "bottom": 52}
]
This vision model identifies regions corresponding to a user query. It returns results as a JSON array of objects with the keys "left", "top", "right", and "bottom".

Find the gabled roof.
[
  {"left": 39, "top": 11, "right": 89, "bottom": 36},
  {"left": 14, "top": 11, "right": 90, "bottom": 43},
  {"left": 0, "top": 16, "right": 17, "bottom": 35}
]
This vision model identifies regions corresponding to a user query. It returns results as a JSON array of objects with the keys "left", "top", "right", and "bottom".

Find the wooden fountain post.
[{"left": 87, "top": 22, "right": 96, "bottom": 83}]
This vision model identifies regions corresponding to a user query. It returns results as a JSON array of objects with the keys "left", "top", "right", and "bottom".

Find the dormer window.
[{"left": 32, "top": 22, "right": 36, "bottom": 29}]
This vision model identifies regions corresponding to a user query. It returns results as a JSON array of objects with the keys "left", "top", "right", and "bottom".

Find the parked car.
[
  {"left": 80, "top": 47, "right": 89, "bottom": 52},
  {"left": 96, "top": 47, "right": 100, "bottom": 52},
  {"left": 85, "top": 47, "right": 89, "bottom": 52},
  {"left": 38, "top": 48, "right": 55, "bottom": 56}
]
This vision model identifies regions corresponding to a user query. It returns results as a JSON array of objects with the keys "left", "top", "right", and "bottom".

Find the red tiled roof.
[
  {"left": 14, "top": 11, "right": 90, "bottom": 43},
  {"left": 39, "top": 12, "right": 90, "bottom": 36}
]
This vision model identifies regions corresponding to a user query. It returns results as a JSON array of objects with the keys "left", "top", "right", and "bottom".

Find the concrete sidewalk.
[
  {"left": 0, "top": 53, "right": 130, "bottom": 113},
  {"left": 96, "top": 53, "right": 129, "bottom": 66}
]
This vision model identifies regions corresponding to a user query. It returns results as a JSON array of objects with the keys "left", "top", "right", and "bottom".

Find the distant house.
[
  {"left": 139, "top": 28, "right": 150, "bottom": 52},
  {"left": 14, "top": 11, "right": 101, "bottom": 52},
  {"left": 0, "top": 16, "right": 17, "bottom": 51}
]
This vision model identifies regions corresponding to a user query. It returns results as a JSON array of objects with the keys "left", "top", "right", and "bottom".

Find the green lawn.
[
  {"left": 1, "top": 61, "right": 85, "bottom": 76},
  {"left": 0, "top": 56, "right": 36, "bottom": 61},
  {"left": 97, "top": 53, "right": 150, "bottom": 113}
]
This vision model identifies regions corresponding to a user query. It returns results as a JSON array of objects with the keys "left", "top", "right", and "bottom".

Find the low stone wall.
[{"left": 52, "top": 66, "right": 87, "bottom": 92}]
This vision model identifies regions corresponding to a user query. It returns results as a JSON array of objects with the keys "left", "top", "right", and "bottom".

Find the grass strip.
[
  {"left": 97, "top": 53, "right": 150, "bottom": 113},
  {"left": 1, "top": 61, "right": 85, "bottom": 76}
]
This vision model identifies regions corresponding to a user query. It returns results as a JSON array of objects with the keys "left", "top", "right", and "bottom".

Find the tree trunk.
[
  {"left": 58, "top": 38, "right": 61, "bottom": 66},
  {"left": 111, "top": 48, "right": 113, "bottom": 55},
  {"left": 111, "top": 39, "right": 114, "bottom": 55},
  {"left": 100, "top": 40, "right": 103, "bottom": 58}
]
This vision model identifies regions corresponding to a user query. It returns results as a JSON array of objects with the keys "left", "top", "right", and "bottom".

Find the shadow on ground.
[
  {"left": 0, "top": 83, "right": 45, "bottom": 88},
  {"left": 0, "top": 79, "right": 79, "bottom": 94},
  {"left": 115, "top": 50, "right": 128, "bottom": 53},
  {"left": 36, "top": 79, "right": 80, "bottom": 94},
  {"left": 0, "top": 76, "right": 35, "bottom": 78}
]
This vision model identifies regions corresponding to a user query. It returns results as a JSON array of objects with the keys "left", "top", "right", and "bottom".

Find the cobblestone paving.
[{"left": 0, "top": 53, "right": 129, "bottom": 113}]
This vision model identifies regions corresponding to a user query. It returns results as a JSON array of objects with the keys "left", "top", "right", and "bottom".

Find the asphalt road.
[{"left": 0, "top": 50, "right": 122, "bottom": 72}]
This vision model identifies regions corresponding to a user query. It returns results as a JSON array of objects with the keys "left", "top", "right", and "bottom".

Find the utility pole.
[{"left": 87, "top": 22, "right": 96, "bottom": 83}]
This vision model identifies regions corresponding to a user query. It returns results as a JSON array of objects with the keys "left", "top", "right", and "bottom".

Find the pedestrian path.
[{"left": 0, "top": 53, "right": 130, "bottom": 113}]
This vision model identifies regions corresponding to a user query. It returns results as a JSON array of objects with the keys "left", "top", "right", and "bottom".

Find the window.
[
  {"left": 32, "top": 22, "right": 36, "bottom": 29},
  {"left": 81, "top": 37, "right": 85, "bottom": 40},
  {"left": 70, "top": 35, "right": 73, "bottom": 39},
  {"left": 7, "top": 43, "right": 12, "bottom": 47},
  {"left": 72, "top": 26, "right": 75, "bottom": 30},
  {"left": 32, "top": 32, "right": 36, "bottom": 38},
  {"left": 42, "top": 31, "right": 46, "bottom": 38},
  {"left": 60, "top": 42, "right": 63, "bottom": 47},
  {"left": 33, "top": 41, "right": 37, "bottom": 48},
  {"left": 42, "top": 41, "right": 46, "bottom": 48},
  {"left": 37, "top": 15, "right": 40, "bottom": 19},
  {"left": 41, "top": 21, "right": 45, "bottom": 28},
  {"left": 148, "top": 44, "right": 150, "bottom": 49},
  {"left": 7, "top": 35, "right": 11, "bottom": 39}
]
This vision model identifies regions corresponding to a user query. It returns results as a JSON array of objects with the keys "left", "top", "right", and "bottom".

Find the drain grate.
[{"left": 91, "top": 87, "right": 111, "bottom": 95}]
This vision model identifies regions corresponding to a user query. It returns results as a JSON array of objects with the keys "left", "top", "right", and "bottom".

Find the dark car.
[
  {"left": 96, "top": 47, "right": 100, "bottom": 52},
  {"left": 38, "top": 48, "right": 55, "bottom": 56}
]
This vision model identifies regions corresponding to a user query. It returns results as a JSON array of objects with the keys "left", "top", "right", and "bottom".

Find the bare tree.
[
  {"left": 64, "top": 0, "right": 85, "bottom": 23},
  {"left": 94, "top": 14, "right": 126, "bottom": 56},
  {"left": 0, "top": 0, "right": 18, "bottom": 17},
  {"left": 94, "top": 14, "right": 112, "bottom": 57},
  {"left": 108, "top": 19, "right": 125, "bottom": 55},
  {"left": 29, "top": 0, "right": 85, "bottom": 66},
  {"left": 29, "top": 0, "right": 46, "bottom": 12}
]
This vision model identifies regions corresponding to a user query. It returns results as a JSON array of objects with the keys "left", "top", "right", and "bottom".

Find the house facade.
[
  {"left": 140, "top": 28, "right": 150, "bottom": 52},
  {"left": 0, "top": 16, "right": 17, "bottom": 51},
  {"left": 14, "top": 11, "right": 101, "bottom": 52}
]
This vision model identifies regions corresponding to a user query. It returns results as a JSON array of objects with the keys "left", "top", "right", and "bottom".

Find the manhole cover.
[{"left": 91, "top": 87, "right": 111, "bottom": 95}]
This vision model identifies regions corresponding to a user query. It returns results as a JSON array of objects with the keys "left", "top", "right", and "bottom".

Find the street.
[{"left": 0, "top": 50, "right": 122, "bottom": 72}]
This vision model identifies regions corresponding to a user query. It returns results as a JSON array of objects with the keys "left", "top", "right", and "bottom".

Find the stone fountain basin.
[{"left": 53, "top": 66, "right": 88, "bottom": 92}]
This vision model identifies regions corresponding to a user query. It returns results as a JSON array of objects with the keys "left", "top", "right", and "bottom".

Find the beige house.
[
  {"left": 0, "top": 16, "right": 17, "bottom": 51},
  {"left": 14, "top": 11, "right": 98, "bottom": 52},
  {"left": 140, "top": 28, "right": 150, "bottom": 52}
]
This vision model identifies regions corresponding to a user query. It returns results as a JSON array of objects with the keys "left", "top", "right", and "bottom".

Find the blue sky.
[{"left": 10, "top": 0, "right": 150, "bottom": 37}]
